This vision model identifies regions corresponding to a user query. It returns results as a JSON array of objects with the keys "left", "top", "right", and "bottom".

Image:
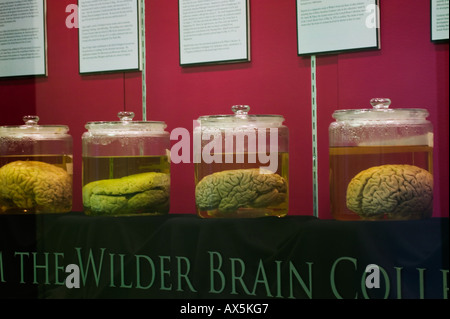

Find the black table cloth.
[{"left": 0, "top": 213, "right": 448, "bottom": 299}]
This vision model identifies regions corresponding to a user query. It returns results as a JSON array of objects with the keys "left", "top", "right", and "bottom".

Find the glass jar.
[
  {"left": 0, "top": 116, "right": 73, "bottom": 214},
  {"left": 329, "top": 98, "right": 434, "bottom": 221},
  {"left": 194, "top": 105, "right": 289, "bottom": 218},
  {"left": 82, "top": 112, "right": 170, "bottom": 216}
]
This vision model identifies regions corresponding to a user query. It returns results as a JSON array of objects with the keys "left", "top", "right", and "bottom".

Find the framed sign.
[
  {"left": 431, "top": 0, "right": 449, "bottom": 42},
  {"left": 296, "top": 0, "right": 380, "bottom": 55},
  {"left": 0, "top": 0, "right": 47, "bottom": 78},
  {"left": 78, "top": 0, "right": 141, "bottom": 74},
  {"left": 179, "top": 0, "right": 250, "bottom": 66}
]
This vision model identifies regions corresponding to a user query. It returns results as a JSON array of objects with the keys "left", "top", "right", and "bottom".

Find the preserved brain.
[
  {"left": 0, "top": 161, "right": 72, "bottom": 213},
  {"left": 346, "top": 164, "right": 433, "bottom": 219},
  {"left": 195, "top": 168, "right": 287, "bottom": 213},
  {"left": 82, "top": 172, "right": 170, "bottom": 215}
]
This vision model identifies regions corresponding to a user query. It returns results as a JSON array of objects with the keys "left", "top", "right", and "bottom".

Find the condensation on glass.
[
  {"left": 329, "top": 98, "right": 434, "bottom": 221},
  {"left": 0, "top": 116, "right": 73, "bottom": 214},
  {"left": 194, "top": 105, "right": 289, "bottom": 218},
  {"left": 82, "top": 112, "right": 170, "bottom": 216}
]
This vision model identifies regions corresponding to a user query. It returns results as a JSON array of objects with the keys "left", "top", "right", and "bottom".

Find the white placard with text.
[
  {"left": 78, "top": 0, "right": 141, "bottom": 74},
  {"left": 297, "top": 0, "right": 380, "bottom": 55},
  {"left": 431, "top": 0, "right": 449, "bottom": 41},
  {"left": 0, "top": 0, "right": 47, "bottom": 77},
  {"left": 179, "top": 0, "right": 250, "bottom": 66}
]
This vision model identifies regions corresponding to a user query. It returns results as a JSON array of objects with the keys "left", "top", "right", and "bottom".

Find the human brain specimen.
[
  {"left": 346, "top": 164, "right": 433, "bottom": 220},
  {"left": 195, "top": 168, "right": 287, "bottom": 213},
  {"left": 83, "top": 172, "right": 170, "bottom": 215},
  {"left": 0, "top": 161, "right": 72, "bottom": 213}
]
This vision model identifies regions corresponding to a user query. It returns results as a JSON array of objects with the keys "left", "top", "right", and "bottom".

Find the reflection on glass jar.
[
  {"left": 329, "top": 98, "right": 434, "bottom": 221},
  {"left": 0, "top": 116, "right": 73, "bottom": 214},
  {"left": 194, "top": 105, "right": 289, "bottom": 218},
  {"left": 82, "top": 112, "right": 170, "bottom": 216}
]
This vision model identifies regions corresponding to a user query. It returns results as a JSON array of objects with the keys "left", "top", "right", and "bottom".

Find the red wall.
[{"left": 0, "top": 0, "right": 448, "bottom": 218}]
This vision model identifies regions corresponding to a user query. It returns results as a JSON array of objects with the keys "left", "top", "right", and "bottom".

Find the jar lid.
[
  {"left": 332, "top": 98, "right": 429, "bottom": 121},
  {"left": 0, "top": 115, "right": 69, "bottom": 135},
  {"left": 85, "top": 112, "right": 167, "bottom": 133},
  {"left": 197, "top": 105, "right": 285, "bottom": 128}
]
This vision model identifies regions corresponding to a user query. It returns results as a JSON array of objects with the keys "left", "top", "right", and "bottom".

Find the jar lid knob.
[
  {"left": 118, "top": 111, "right": 135, "bottom": 122},
  {"left": 23, "top": 115, "right": 39, "bottom": 126},
  {"left": 370, "top": 98, "right": 391, "bottom": 109},
  {"left": 232, "top": 105, "right": 250, "bottom": 115}
]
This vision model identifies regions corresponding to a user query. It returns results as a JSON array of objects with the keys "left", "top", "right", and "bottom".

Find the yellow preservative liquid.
[
  {"left": 329, "top": 145, "right": 433, "bottom": 221},
  {"left": 81, "top": 155, "right": 170, "bottom": 216},
  {"left": 0, "top": 154, "right": 73, "bottom": 214},
  {"left": 194, "top": 152, "right": 289, "bottom": 218},
  {"left": 82, "top": 155, "right": 170, "bottom": 185}
]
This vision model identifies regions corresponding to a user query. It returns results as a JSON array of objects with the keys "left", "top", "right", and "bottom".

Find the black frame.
[{"left": 430, "top": 0, "right": 449, "bottom": 43}]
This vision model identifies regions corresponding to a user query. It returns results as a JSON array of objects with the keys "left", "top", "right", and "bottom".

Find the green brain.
[
  {"left": 346, "top": 164, "right": 433, "bottom": 220},
  {"left": 0, "top": 161, "right": 72, "bottom": 213},
  {"left": 83, "top": 172, "right": 170, "bottom": 216},
  {"left": 195, "top": 168, "right": 287, "bottom": 213}
]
